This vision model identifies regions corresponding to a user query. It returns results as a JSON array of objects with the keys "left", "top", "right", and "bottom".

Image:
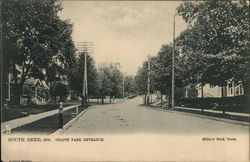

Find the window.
[
  {"left": 23, "top": 85, "right": 29, "bottom": 95},
  {"left": 235, "top": 87, "right": 239, "bottom": 95},
  {"left": 239, "top": 84, "right": 243, "bottom": 95}
]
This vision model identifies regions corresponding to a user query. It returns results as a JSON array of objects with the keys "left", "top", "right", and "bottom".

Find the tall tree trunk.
[
  {"left": 101, "top": 92, "right": 104, "bottom": 104},
  {"left": 12, "top": 83, "right": 23, "bottom": 107},
  {"left": 11, "top": 68, "right": 22, "bottom": 106},
  {"left": 60, "top": 96, "right": 63, "bottom": 102}
]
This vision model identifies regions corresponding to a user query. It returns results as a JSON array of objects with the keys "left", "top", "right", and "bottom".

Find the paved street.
[{"left": 64, "top": 97, "right": 249, "bottom": 135}]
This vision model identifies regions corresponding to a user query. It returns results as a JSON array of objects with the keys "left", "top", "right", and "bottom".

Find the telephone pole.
[
  {"left": 77, "top": 42, "right": 94, "bottom": 106},
  {"left": 83, "top": 50, "right": 88, "bottom": 106}
]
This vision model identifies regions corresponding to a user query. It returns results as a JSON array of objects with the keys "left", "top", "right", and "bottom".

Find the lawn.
[{"left": 11, "top": 105, "right": 87, "bottom": 135}]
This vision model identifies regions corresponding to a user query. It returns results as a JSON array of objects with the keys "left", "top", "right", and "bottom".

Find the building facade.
[{"left": 196, "top": 81, "right": 244, "bottom": 98}]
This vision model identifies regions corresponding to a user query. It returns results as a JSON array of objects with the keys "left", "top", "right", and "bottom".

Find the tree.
[
  {"left": 67, "top": 53, "right": 99, "bottom": 105},
  {"left": 150, "top": 44, "right": 184, "bottom": 107},
  {"left": 100, "top": 64, "right": 123, "bottom": 103},
  {"left": 124, "top": 75, "right": 136, "bottom": 97},
  {"left": 2, "top": 0, "right": 74, "bottom": 105},
  {"left": 176, "top": 28, "right": 208, "bottom": 86},
  {"left": 176, "top": 1, "right": 249, "bottom": 112},
  {"left": 135, "top": 62, "right": 148, "bottom": 96},
  {"left": 176, "top": 1, "right": 249, "bottom": 90},
  {"left": 134, "top": 60, "right": 155, "bottom": 104},
  {"left": 50, "top": 81, "right": 69, "bottom": 102}
]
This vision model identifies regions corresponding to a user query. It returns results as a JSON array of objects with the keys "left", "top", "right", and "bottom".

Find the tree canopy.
[
  {"left": 2, "top": 0, "right": 75, "bottom": 104},
  {"left": 67, "top": 53, "right": 99, "bottom": 100},
  {"left": 176, "top": 1, "right": 249, "bottom": 87}
]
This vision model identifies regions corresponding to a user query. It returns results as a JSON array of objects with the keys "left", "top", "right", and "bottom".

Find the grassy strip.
[
  {"left": 11, "top": 105, "right": 87, "bottom": 135},
  {"left": 173, "top": 108, "right": 250, "bottom": 123}
]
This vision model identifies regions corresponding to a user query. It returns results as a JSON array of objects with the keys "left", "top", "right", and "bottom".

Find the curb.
[
  {"left": 51, "top": 105, "right": 95, "bottom": 135},
  {"left": 145, "top": 105, "right": 249, "bottom": 127}
]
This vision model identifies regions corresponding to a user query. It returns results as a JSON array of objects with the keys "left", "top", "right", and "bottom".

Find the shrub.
[{"left": 50, "top": 81, "right": 69, "bottom": 102}]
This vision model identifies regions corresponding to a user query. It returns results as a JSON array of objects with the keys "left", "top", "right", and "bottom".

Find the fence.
[{"left": 176, "top": 96, "right": 248, "bottom": 113}]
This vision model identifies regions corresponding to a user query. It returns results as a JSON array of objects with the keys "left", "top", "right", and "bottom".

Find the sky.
[{"left": 59, "top": 1, "right": 187, "bottom": 75}]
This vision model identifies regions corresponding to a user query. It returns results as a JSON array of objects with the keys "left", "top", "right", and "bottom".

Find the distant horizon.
[{"left": 59, "top": 1, "right": 187, "bottom": 75}]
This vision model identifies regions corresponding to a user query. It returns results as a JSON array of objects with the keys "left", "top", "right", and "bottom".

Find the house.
[
  {"left": 6, "top": 73, "right": 49, "bottom": 105},
  {"left": 196, "top": 81, "right": 244, "bottom": 98},
  {"left": 21, "top": 78, "right": 49, "bottom": 105},
  {"left": 226, "top": 81, "right": 244, "bottom": 97}
]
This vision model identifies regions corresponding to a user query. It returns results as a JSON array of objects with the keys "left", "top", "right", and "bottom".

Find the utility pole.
[
  {"left": 147, "top": 55, "right": 151, "bottom": 105},
  {"left": 123, "top": 74, "right": 125, "bottom": 100},
  {"left": 101, "top": 66, "right": 104, "bottom": 104},
  {"left": 77, "top": 42, "right": 94, "bottom": 106},
  {"left": 83, "top": 49, "right": 88, "bottom": 106},
  {"left": 172, "top": 14, "right": 176, "bottom": 109}
]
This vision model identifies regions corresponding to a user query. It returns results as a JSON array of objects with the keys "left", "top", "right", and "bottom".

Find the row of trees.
[
  {"left": 67, "top": 56, "right": 137, "bottom": 104},
  {"left": 135, "top": 1, "right": 249, "bottom": 106}
]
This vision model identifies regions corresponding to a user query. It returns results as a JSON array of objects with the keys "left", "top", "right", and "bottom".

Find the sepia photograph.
[{"left": 1, "top": 0, "right": 249, "bottom": 161}]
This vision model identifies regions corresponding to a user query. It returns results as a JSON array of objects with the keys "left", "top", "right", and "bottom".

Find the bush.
[{"left": 50, "top": 81, "right": 69, "bottom": 102}]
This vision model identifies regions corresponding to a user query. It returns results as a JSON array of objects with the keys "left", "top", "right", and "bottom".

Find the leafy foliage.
[
  {"left": 67, "top": 53, "right": 99, "bottom": 99},
  {"left": 124, "top": 75, "right": 136, "bottom": 97},
  {"left": 134, "top": 61, "right": 149, "bottom": 95},
  {"left": 50, "top": 81, "right": 69, "bottom": 101},
  {"left": 176, "top": 1, "right": 249, "bottom": 87},
  {"left": 100, "top": 64, "right": 123, "bottom": 98},
  {"left": 2, "top": 0, "right": 75, "bottom": 104}
]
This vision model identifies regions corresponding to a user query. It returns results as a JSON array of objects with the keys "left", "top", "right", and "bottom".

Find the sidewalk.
[
  {"left": 1, "top": 104, "right": 80, "bottom": 133},
  {"left": 175, "top": 106, "right": 249, "bottom": 117},
  {"left": 147, "top": 102, "right": 249, "bottom": 125},
  {"left": 151, "top": 100, "right": 249, "bottom": 118}
]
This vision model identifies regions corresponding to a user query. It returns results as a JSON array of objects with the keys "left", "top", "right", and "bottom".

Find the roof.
[
  {"left": 41, "top": 80, "right": 49, "bottom": 89},
  {"left": 24, "top": 78, "right": 41, "bottom": 86}
]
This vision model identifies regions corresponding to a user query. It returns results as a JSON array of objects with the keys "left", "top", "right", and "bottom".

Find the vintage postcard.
[{"left": 1, "top": 0, "right": 249, "bottom": 161}]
